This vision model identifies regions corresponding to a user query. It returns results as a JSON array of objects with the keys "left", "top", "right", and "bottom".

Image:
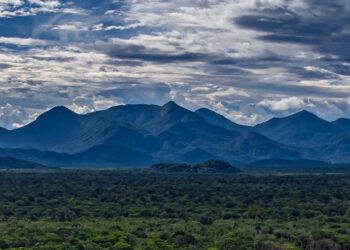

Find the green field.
[{"left": 0, "top": 171, "right": 350, "bottom": 249}]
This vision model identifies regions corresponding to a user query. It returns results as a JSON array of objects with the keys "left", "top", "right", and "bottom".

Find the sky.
[{"left": 0, "top": 0, "right": 350, "bottom": 129}]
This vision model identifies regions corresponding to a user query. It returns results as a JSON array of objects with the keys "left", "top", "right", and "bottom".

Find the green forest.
[{"left": 0, "top": 171, "right": 350, "bottom": 249}]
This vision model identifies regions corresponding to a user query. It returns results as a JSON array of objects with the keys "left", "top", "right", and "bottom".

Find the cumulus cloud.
[
  {"left": 258, "top": 97, "right": 315, "bottom": 111},
  {"left": 1, "top": 0, "right": 23, "bottom": 7},
  {"left": 0, "top": 103, "right": 35, "bottom": 128},
  {"left": 0, "top": 0, "right": 63, "bottom": 17},
  {"left": 68, "top": 103, "right": 93, "bottom": 114},
  {"left": 28, "top": 0, "right": 60, "bottom": 8}
]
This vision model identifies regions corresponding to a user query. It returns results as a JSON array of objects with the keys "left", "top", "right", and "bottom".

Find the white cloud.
[
  {"left": 92, "top": 24, "right": 104, "bottom": 31},
  {"left": 52, "top": 23, "right": 89, "bottom": 31},
  {"left": 28, "top": 0, "right": 60, "bottom": 9},
  {"left": 0, "top": 0, "right": 71, "bottom": 18},
  {"left": 258, "top": 97, "right": 315, "bottom": 111},
  {"left": 0, "top": 103, "right": 32, "bottom": 129},
  {"left": 68, "top": 103, "right": 93, "bottom": 114},
  {"left": 0, "top": 0, "right": 23, "bottom": 7},
  {"left": 93, "top": 99, "right": 124, "bottom": 110},
  {"left": 0, "top": 36, "right": 49, "bottom": 46}
]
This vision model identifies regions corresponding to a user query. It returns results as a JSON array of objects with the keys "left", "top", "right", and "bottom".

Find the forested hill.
[{"left": 148, "top": 160, "right": 241, "bottom": 174}]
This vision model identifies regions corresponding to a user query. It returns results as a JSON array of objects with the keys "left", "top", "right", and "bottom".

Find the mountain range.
[{"left": 0, "top": 101, "right": 349, "bottom": 167}]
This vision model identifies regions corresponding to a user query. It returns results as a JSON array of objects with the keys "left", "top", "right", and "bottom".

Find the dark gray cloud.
[
  {"left": 31, "top": 56, "right": 76, "bottom": 62},
  {"left": 106, "top": 59, "right": 145, "bottom": 67},
  {"left": 234, "top": 4, "right": 344, "bottom": 40},
  {"left": 287, "top": 66, "right": 336, "bottom": 80},
  {"left": 234, "top": 1, "right": 350, "bottom": 64},
  {"left": 98, "top": 83, "right": 172, "bottom": 105},
  {"left": 98, "top": 43, "right": 212, "bottom": 63},
  {"left": 0, "top": 63, "right": 12, "bottom": 69},
  {"left": 26, "top": 80, "right": 43, "bottom": 86},
  {"left": 13, "top": 88, "right": 30, "bottom": 93}
]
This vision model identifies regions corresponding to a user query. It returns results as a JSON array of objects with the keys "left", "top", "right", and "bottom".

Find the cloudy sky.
[{"left": 0, "top": 0, "right": 350, "bottom": 128}]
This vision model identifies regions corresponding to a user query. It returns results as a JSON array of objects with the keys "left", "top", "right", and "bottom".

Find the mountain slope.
[
  {"left": 0, "top": 157, "right": 54, "bottom": 170},
  {"left": 0, "top": 146, "right": 153, "bottom": 167},
  {"left": 0, "top": 127, "right": 8, "bottom": 134},
  {"left": 0, "top": 127, "right": 8, "bottom": 141},
  {"left": 91, "top": 101, "right": 206, "bottom": 135},
  {"left": 312, "top": 133, "right": 350, "bottom": 163},
  {"left": 0, "top": 148, "right": 73, "bottom": 166},
  {"left": 154, "top": 119, "right": 241, "bottom": 162},
  {"left": 71, "top": 145, "right": 154, "bottom": 167},
  {"left": 333, "top": 118, "right": 350, "bottom": 133},
  {"left": 177, "top": 148, "right": 216, "bottom": 164},
  {"left": 195, "top": 108, "right": 252, "bottom": 133},
  {"left": 227, "top": 132, "right": 317, "bottom": 163}
]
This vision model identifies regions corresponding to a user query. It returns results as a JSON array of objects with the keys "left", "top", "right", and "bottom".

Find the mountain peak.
[
  {"left": 49, "top": 106, "right": 74, "bottom": 113},
  {"left": 38, "top": 106, "right": 77, "bottom": 120},
  {"left": 161, "top": 101, "right": 185, "bottom": 114},
  {"left": 285, "top": 110, "right": 326, "bottom": 124},
  {"left": 162, "top": 101, "right": 179, "bottom": 108},
  {"left": 27, "top": 105, "right": 79, "bottom": 130},
  {"left": 293, "top": 110, "right": 315, "bottom": 117},
  {"left": 255, "top": 108, "right": 342, "bottom": 147}
]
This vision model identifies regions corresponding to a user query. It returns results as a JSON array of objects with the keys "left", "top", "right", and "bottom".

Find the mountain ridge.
[
  {"left": 0, "top": 156, "right": 55, "bottom": 170},
  {"left": 0, "top": 102, "right": 349, "bottom": 167},
  {"left": 254, "top": 110, "right": 344, "bottom": 147},
  {"left": 195, "top": 108, "right": 252, "bottom": 133}
]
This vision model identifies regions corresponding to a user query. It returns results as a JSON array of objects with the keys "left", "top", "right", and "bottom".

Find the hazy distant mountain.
[
  {"left": 312, "top": 133, "right": 350, "bottom": 163},
  {"left": 195, "top": 108, "right": 252, "bottom": 133},
  {"left": 0, "top": 102, "right": 349, "bottom": 167},
  {"left": 0, "top": 157, "right": 54, "bottom": 170},
  {"left": 71, "top": 145, "right": 153, "bottom": 167},
  {"left": 0, "top": 146, "right": 153, "bottom": 168},
  {"left": 229, "top": 132, "right": 316, "bottom": 162},
  {"left": 254, "top": 110, "right": 343, "bottom": 147},
  {"left": 0, "top": 148, "right": 73, "bottom": 166}
]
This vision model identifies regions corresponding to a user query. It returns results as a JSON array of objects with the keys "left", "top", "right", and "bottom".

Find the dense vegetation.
[
  {"left": 0, "top": 171, "right": 350, "bottom": 249},
  {"left": 148, "top": 160, "right": 241, "bottom": 174}
]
